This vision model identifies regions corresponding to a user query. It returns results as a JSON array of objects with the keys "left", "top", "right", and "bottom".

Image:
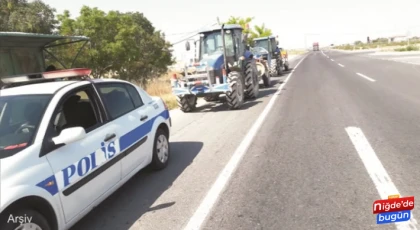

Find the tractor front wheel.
[
  {"left": 284, "top": 62, "right": 290, "bottom": 71},
  {"left": 244, "top": 60, "right": 259, "bottom": 99},
  {"left": 277, "top": 59, "right": 283, "bottom": 75},
  {"left": 226, "top": 72, "right": 244, "bottom": 109},
  {"left": 177, "top": 95, "right": 197, "bottom": 112},
  {"left": 269, "top": 59, "right": 277, "bottom": 76}
]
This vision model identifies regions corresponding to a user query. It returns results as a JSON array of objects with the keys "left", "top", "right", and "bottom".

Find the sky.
[{"left": 41, "top": 0, "right": 420, "bottom": 61}]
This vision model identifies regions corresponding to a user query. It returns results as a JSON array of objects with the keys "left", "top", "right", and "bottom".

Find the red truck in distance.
[{"left": 313, "top": 42, "right": 319, "bottom": 51}]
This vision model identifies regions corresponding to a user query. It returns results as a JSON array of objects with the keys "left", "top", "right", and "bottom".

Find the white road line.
[
  {"left": 345, "top": 127, "right": 418, "bottom": 230},
  {"left": 326, "top": 56, "right": 330, "bottom": 58},
  {"left": 338, "top": 63, "right": 345, "bottom": 67},
  {"left": 391, "top": 56, "right": 419, "bottom": 60},
  {"left": 183, "top": 55, "right": 309, "bottom": 230},
  {"left": 356, "top": 72, "right": 376, "bottom": 82},
  {"left": 331, "top": 59, "right": 334, "bottom": 61}
]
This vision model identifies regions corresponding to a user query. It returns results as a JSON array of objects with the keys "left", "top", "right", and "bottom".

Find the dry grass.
[
  {"left": 334, "top": 40, "right": 420, "bottom": 51},
  {"left": 288, "top": 49, "right": 307, "bottom": 55},
  {"left": 144, "top": 72, "right": 178, "bottom": 110}
]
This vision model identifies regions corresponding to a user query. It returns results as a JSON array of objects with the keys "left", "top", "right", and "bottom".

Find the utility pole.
[
  {"left": 217, "top": 17, "right": 221, "bottom": 25},
  {"left": 407, "top": 30, "right": 411, "bottom": 46}
]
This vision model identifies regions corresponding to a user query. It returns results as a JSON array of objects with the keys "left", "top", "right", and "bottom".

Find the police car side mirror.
[{"left": 52, "top": 127, "right": 86, "bottom": 145}]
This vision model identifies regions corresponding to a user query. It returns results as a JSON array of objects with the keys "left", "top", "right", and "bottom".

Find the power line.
[
  {"left": 171, "top": 33, "right": 199, "bottom": 45},
  {"left": 170, "top": 22, "right": 219, "bottom": 45},
  {"left": 165, "top": 31, "right": 201, "bottom": 36}
]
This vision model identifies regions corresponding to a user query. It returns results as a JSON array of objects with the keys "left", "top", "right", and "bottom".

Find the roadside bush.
[
  {"left": 394, "top": 45, "right": 420, "bottom": 52},
  {"left": 406, "top": 45, "right": 419, "bottom": 51}
]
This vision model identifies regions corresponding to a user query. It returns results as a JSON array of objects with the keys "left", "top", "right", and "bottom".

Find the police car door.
[
  {"left": 94, "top": 82, "right": 152, "bottom": 177},
  {"left": 42, "top": 85, "right": 121, "bottom": 223}
]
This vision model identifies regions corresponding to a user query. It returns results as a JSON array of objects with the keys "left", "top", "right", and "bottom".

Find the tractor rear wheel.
[
  {"left": 226, "top": 71, "right": 244, "bottom": 109},
  {"left": 177, "top": 95, "right": 197, "bottom": 112},
  {"left": 244, "top": 60, "right": 259, "bottom": 99},
  {"left": 262, "top": 61, "right": 271, "bottom": 87}
]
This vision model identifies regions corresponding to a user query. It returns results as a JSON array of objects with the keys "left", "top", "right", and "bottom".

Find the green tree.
[
  {"left": 225, "top": 16, "right": 253, "bottom": 34},
  {"left": 0, "top": 0, "right": 57, "bottom": 33},
  {"left": 225, "top": 16, "right": 254, "bottom": 45},
  {"left": 57, "top": 6, "right": 174, "bottom": 85},
  {"left": 224, "top": 16, "right": 274, "bottom": 46},
  {"left": 250, "top": 23, "right": 273, "bottom": 46},
  {"left": 251, "top": 24, "right": 272, "bottom": 38}
]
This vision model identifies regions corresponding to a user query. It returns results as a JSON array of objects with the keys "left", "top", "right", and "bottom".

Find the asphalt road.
[
  {"left": 71, "top": 51, "right": 420, "bottom": 230},
  {"left": 336, "top": 50, "right": 420, "bottom": 65}
]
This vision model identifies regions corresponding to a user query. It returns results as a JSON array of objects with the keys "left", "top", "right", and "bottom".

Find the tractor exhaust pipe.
[{"left": 221, "top": 24, "right": 228, "bottom": 78}]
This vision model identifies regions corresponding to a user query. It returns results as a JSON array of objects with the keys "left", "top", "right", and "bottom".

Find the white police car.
[{"left": 0, "top": 68, "right": 171, "bottom": 230}]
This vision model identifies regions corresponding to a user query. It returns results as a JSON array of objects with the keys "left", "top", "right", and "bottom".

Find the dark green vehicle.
[{"left": 253, "top": 35, "right": 285, "bottom": 76}]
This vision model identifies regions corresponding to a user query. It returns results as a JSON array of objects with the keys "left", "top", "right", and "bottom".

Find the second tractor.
[
  {"left": 253, "top": 36, "right": 289, "bottom": 76},
  {"left": 172, "top": 24, "right": 260, "bottom": 112}
]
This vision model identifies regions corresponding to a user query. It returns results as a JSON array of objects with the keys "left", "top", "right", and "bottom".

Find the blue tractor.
[{"left": 172, "top": 24, "right": 260, "bottom": 112}]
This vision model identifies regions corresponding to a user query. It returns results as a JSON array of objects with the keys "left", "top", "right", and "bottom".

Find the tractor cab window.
[
  {"left": 254, "top": 39, "right": 269, "bottom": 51},
  {"left": 200, "top": 31, "right": 234, "bottom": 59},
  {"left": 270, "top": 39, "right": 277, "bottom": 52}
]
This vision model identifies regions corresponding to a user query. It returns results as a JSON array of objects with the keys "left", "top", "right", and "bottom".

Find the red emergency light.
[{"left": 43, "top": 68, "right": 91, "bottom": 79}]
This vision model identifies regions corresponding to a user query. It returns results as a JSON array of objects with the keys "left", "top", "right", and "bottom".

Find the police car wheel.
[
  {"left": 0, "top": 209, "right": 50, "bottom": 230},
  {"left": 151, "top": 128, "right": 170, "bottom": 170}
]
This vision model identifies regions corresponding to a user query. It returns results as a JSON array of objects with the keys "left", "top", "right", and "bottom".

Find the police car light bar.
[
  {"left": 1, "top": 68, "right": 92, "bottom": 85},
  {"left": 42, "top": 68, "right": 92, "bottom": 79}
]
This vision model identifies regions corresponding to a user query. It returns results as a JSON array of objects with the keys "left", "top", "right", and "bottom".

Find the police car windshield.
[{"left": 0, "top": 94, "right": 52, "bottom": 158}]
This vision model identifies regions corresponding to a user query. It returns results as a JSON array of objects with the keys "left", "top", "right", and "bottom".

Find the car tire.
[
  {"left": 150, "top": 128, "right": 170, "bottom": 170},
  {"left": 0, "top": 209, "right": 51, "bottom": 230}
]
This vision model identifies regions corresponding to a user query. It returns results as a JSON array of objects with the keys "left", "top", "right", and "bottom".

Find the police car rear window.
[{"left": 0, "top": 94, "right": 51, "bottom": 158}]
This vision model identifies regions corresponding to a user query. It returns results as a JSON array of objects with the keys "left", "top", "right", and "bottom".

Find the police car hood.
[{"left": 0, "top": 145, "right": 40, "bottom": 187}]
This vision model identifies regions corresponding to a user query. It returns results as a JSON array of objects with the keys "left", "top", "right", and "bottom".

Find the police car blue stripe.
[
  {"left": 36, "top": 109, "right": 170, "bottom": 196},
  {"left": 120, "top": 109, "right": 169, "bottom": 150}
]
